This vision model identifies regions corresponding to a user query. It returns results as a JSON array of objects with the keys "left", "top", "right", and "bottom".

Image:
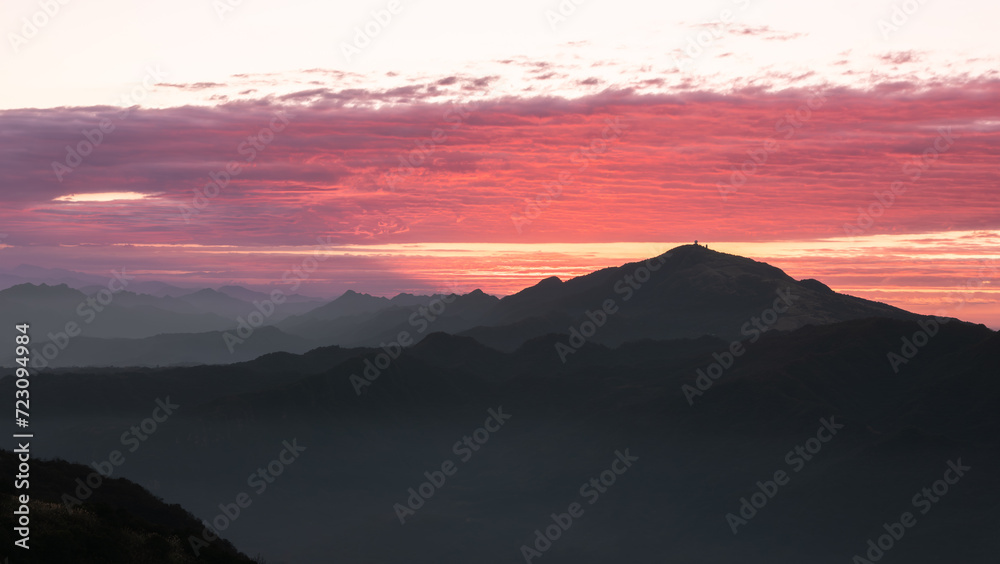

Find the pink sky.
[
  {"left": 1, "top": 81, "right": 998, "bottom": 327},
  {"left": 1, "top": 0, "right": 998, "bottom": 328},
  {"left": 2, "top": 82, "right": 997, "bottom": 244}
]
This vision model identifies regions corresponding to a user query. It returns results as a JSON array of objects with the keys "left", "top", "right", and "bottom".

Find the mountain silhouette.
[
  {"left": 1, "top": 246, "right": 944, "bottom": 367},
  {"left": 459, "top": 244, "right": 920, "bottom": 350},
  {"left": 8, "top": 314, "right": 995, "bottom": 563}
]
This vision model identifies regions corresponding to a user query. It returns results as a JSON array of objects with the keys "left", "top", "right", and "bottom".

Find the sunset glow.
[
  {"left": 54, "top": 192, "right": 153, "bottom": 202},
  {"left": 1, "top": 0, "right": 998, "bottom": 328}
]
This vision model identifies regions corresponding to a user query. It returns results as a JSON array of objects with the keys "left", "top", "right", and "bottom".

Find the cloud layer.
[{"left": 0, "top": 80, "right": 998, "bottom": 325}]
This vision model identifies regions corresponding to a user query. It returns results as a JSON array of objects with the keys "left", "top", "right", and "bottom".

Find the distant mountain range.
[
  {"left": 0, "top": 264, "right": 193, "bottom": 297},
  {"left": 9, "top": 316, "right": 997, "bottom": 563},
  {"left": 2, "top": 244, "right": 996, "bottom": 562},
  {"left": 1, "top": 245, "right": 941, "bottom": 367},
  {"left": 0, "top": 281, "right": 325, "bottom": 367}
]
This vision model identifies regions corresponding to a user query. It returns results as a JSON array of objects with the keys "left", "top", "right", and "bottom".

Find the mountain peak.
[
  {"left": 465, "top": 244, "right": 920, "bottom": 349},
  {"left": 0, "top": 282, "right": 84, "bottom": 299},
  {"left": 655, "top": 243, "right": 788, "bottom": 277},
  {"left": 296, "top": 289, "right": 392, "bottom": 321},
  {"left": 338, "top": 289, "right": 384, "bottom": 300},
  {"left": 665, "top": 243, "right": 728, "bottom": 259},
  {"left": 187, "top": 288, "right": 228, "bottom": 297},
  {"left": 335, "top": 289, "right": 384, "bottom": 302}
]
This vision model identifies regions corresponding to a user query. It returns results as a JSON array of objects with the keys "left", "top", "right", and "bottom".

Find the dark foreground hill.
[{"left": 0, "top": 451, "right": 256, "bottom": 563}]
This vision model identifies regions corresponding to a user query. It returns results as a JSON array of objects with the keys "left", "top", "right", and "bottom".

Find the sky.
[{"left": 1, "top": 0, "right": 998, "bottom": 327}]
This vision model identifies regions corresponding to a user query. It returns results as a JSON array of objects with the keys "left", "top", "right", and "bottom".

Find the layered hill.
[
  {"left": 10, "top": 314, "right": 997, "bottom": 563},
  {"left": 0, "top": 245, "right": 943, "bottom": 367}
]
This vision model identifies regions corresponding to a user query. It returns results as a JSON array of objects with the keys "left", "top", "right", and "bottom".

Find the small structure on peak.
[{"left": 694, "top": 240, "right": 698, "bottom": 246}]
